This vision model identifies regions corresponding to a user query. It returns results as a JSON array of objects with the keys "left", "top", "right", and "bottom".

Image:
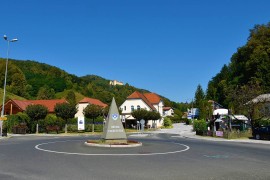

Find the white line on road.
[{"left": 35, "top": 140, "right": 190, "bottom": 156}]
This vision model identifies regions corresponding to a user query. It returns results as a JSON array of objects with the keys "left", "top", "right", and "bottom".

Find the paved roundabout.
[
  {"left": 35, "top": 138, "right": 190, "bottom": 156},
  {"left": 1, "top": 133, "right": 270, "bottom": 180}
]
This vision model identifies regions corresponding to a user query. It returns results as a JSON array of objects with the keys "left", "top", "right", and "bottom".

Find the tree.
[
  {"left": 131, "top": 109, "right": 149, "bottom": 121},
  {"left": 65, "top": 90, "right": 76, "bottom": 105},
  {"left": 54, "top": 102, "right": 78, "bottom": 133},
  {"left": 228, "top": 80, "right": 262, "bottom": 122},
  {"left": 37, "top": 85, "right": 55, "bottom": 100},
  {"left": 194, "top": 84, "right": 208, "bottom": 119},
  {"left": 9, "top": 72, "right": 28, "bottom": 97},
  {"left": 25, "top": 104, "right": 48, "bottom": 134},
  {"left": 83, "top": 104, "right": 103, "bottom": 133},
  {"left": 148, "top": 111, "right": 161, "bottom": 129},
  {"left": 194, "top": 84, "right": 205, "bottom": 107}
]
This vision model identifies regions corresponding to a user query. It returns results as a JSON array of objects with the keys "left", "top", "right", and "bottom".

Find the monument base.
[
  {"left": 103, "top": 139, "right": 128, "bottom": 144},
  {"left": 85, "top": 139, "right": 142, "bottom": 148}
]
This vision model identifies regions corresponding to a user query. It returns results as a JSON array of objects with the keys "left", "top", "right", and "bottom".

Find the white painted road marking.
[{"left": 35, "top": 140, "right": 190, "bottom": 156}]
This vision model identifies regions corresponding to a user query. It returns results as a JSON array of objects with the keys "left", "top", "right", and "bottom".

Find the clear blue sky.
[{"left": 0, "top": 0, "right": 269, "bottom": 103}]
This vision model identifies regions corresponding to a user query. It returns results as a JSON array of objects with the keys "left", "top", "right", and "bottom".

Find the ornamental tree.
[
  {"left": 25, "top": 104, "right": 48, "bottom": 134},
  {"left": 83, "top": 104, "right": 103, "bottom": 133},
  {"left": 54, "top": 102, "right": 78, "bottom": 133}
]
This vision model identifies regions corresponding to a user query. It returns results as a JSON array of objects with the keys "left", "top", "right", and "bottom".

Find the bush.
[
  {"left": 253, "top": 118, "right": 270, "bottom": 127},
  {"left": 163, "top": 117, "right": 173, "bottom": 128},
  {"left": 67, "top": 125, "right": 78, "bottom": 132},
  {"left": 168, "top": 115, "right": 181, "bottom": 123},
  {"left": 4, "top": 115, "right": 20, "bottom": 133},
  {"left": 185, "top": 118, "right": 193, "bottom": 125},
  {"left": 193, "top": 120, "right": 208, "bottom": 132}
]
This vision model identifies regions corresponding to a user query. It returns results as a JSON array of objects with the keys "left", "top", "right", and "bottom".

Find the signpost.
[
  {"left": 140, "top": 119, "right": 145, "bottom": 133},
  {"left": 78, "top": 117, "right": 85, "bottom": 131},
  {"left": 0, "top": 117, "right": 7, "bottom": 121}
]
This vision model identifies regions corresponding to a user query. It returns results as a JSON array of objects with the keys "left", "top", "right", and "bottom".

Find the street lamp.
[{"left": 0, "top": 35, "right": 18, "bottom": 137}]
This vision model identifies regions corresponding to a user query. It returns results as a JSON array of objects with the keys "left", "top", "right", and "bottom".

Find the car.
[{"left": 253, "top": 126, "right": 270, "bottom": 140}]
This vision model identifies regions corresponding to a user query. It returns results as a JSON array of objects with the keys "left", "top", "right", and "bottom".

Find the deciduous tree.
[{"left": 25, "top": 104, "right": 48, "bottom": 134}]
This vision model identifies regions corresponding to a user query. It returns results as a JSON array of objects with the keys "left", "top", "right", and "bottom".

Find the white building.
[
  {"left": 109, "top": 80, "right": 124, "bottom": 86},
  {"left": 75, "top": 97, "right": 107, "bottom": 118},
  {"left": 163, "top": 107, "right": 174, "bottom": 116},
  {"left": 120, "top": 91, "right": 164, "bottom": 128}
]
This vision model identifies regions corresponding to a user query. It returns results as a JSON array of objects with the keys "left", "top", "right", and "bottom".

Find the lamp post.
[{"left": 0, "top": 35, "right": 18, "bottom": 137}]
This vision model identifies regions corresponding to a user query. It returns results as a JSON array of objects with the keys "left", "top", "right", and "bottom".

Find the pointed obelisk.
[{"left": 102, "top": 97, "right": 127, "bottom": 143}]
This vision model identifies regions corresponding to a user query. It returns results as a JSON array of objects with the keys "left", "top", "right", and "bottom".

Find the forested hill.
[
  {"left": 206, "top": 22, "right": 270, "bottom": 110},
  {"left": 0, "top": 58, "right": 175, "bottom": 107}
]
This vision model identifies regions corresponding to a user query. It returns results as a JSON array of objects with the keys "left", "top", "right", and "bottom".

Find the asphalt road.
[{"left": 0, "top": 134, "right": 270, "bottom": 180}]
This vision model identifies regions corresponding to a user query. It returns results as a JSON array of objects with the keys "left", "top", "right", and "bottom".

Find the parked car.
[{"left": 252, "top": 126, "right": 270, "bottom": 140}]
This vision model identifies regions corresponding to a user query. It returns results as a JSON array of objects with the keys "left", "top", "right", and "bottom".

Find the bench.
[{"left": 46, "top": 125, "right": 60, "bottom": 134}]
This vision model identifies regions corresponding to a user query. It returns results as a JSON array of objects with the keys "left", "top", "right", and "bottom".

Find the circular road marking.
[{"left": 35, "top": 140, "right": 190, "bottom": 156}]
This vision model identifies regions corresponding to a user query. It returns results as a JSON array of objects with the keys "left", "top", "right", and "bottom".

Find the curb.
[{"left": 84, "top": 142, "right": 142, "bottom": 148}]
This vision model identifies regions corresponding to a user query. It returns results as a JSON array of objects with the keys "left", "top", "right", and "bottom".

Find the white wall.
[
  {"left": 120, "top": 99, "right": 164, "bottom": 128},
  {"left": 75, "top": 103, "right": 89, "bottom": 118},
  {"left": 164, "top": 109, "right": 174, "bottom": 116},
  {"left": 120, "top": 99, "right": 151, "bottom": 120}
]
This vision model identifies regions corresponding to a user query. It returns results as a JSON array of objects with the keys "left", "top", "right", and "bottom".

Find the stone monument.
[{"left": 101, "top": 97, "right": 127, "bottom": 143}]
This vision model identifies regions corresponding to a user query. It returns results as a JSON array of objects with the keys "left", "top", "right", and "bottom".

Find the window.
[
  {"left": 124, "top": 106, "right": 126, "bottom": 111},
  {"left": 131, "top": 105, "right": 134, "bottom": 112},
  {"left": 137, "top": 105, "right": 141, "bottom": 110}
]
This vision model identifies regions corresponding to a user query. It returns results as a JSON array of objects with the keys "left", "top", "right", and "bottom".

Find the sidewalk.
[
  {"left": 154, "top": 123, "right": 270, "bottom": 145},
  {"left": 2, "top": 123, "right": 270, "bottom": 145}
]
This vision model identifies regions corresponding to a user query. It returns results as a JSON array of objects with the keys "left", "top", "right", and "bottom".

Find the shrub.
[
  {"left": 253, "top": 118, "right": 270, "bottom": 127},
  {"left": 67, "top": 125, "right": 78, "bottom": 132},
  {"left": 185, "top": 118, "right": 193, "bottom": 125},
  {"left": 4, "top": 115, "right": 20, "bottom": 133},
  {"left": 163, "top": 117, "right": 173, "bottom": 128},
  {"left": 168, "top": 115, "right": 182, "bottom": 123},
  {"left": 193, "top": 120, "right": 208, "bottom": 132}
]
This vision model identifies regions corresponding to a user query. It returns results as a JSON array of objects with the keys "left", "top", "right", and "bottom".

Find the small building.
[
  {"left": 75, "top": 97, "right": 108, "bottom": 118},
  {"left": 120, "top": 91, "right": 164, "bottom": 128},
  {"left": 163, "top": 107, "right": 174, "bottom": 116},
  {"left": 187, "top": 108, "right": 199, "bottom": 119},
  {"left": 109, "top": 80, "right": 124, "bottom": 86},
  {"left": 250, "top": 94, "right": 270, "bottom": 117},
  {"left": 0, "top": 99, "right": 67, "bottom": 115}
]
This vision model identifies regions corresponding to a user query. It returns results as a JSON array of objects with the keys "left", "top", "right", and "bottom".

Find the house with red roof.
[
  {"left": 163, "top": 107, "right": 174, "bottom": 117},
  {"left": 0, "top": 99, "right": 67, "bottom": 115},
  {"left": 75, "top": 97, "right": 108, "bottom": 118},
  {"left": 120, "top": 91, "right": 164, "bottom": 128}
]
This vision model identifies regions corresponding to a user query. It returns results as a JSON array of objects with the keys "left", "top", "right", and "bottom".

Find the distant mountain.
[{"left": 0, "top": 58, "right": 176, "bottom": 107}]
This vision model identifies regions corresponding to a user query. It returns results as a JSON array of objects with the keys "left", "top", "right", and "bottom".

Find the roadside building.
[
  {"left": 120, "top": 91, "right": 164, "bottom": 128},
  {"left": 75, "top": 97, "right": 108, "bottom": 118},
  {"left": 0, "top": 99, "right": 67, "bottom": 115},
  {"left": 163, "top": 107, "right": 174, "bottom": 116}
]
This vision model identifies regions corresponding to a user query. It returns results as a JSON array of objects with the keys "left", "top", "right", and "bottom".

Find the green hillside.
[
  {"left": 0, "top": 58, "right": 177, "bottom": 108},
  {"left": 206, "top": 22, "right": 270, "bottom": 113},
  {"left": 0, "top": 88, "right": 26, "bottom": 103}
]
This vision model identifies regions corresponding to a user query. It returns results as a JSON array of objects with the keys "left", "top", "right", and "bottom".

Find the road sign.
[{"left": 0, "top": 117, "right": 7, "bottom": 121}]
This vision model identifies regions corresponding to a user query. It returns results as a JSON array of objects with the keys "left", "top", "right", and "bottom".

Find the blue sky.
[{"left": 0, "top": 0, "right": 270, "bottom": 103}]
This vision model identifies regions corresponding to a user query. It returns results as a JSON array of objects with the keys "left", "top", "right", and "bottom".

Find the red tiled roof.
[
  {"left": 6, "top": 99, "right": 67, "bottom": 113},
  {"left": 12, "top": 100, "right": 32, "bottom": 111},
  {"left": 144, "top": 93, "right": 161, "bottom": 104},
  {"left": 28, "top": 99, "right": 67, "bottom": 112},
  {"left": 127, "top": 91, "right": 156, "bottom": 110},
  {"left": 79, "top": 97, "right": 107, "bottom": 108},
  {"left": 163, "top": 107, "right": 172, "bottom": 111}
]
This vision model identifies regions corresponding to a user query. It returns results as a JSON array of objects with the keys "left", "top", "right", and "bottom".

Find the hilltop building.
[{"left": 109, "top": 80, "right": 124, "bottom": 86}]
